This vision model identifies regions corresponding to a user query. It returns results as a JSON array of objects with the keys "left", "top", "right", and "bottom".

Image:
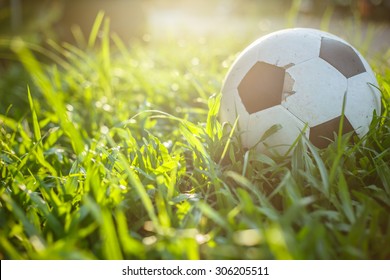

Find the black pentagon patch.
[
  {"left": 320, "top": 37, "right": 366, "bottom": 78},
  {"left": 238, "top": 62, "right": 285, "bottom": 114},
  {"left": 309, "top": 116, "right": 355, "bottom": 149}
]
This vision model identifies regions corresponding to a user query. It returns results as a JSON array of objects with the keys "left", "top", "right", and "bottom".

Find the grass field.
[{"left": 1, "top": 14, "right": 390, "bottom": 260}]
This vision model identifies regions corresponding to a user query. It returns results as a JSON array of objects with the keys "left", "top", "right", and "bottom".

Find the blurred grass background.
[{"left": 1, "top": 1, "right": 389, "bottom": 42}]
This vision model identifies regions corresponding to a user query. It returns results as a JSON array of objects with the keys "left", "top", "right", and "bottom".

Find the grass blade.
[
  {"left": 196, "top": 201, "right": 230, "bottom": 231},
  {"left": 88, "top": 11, "right": 105, "bottom": 48}
]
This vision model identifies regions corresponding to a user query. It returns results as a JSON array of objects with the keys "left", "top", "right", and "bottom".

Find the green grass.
[{"left": 1, "top": 17, "right": 390, "bottom": 260}]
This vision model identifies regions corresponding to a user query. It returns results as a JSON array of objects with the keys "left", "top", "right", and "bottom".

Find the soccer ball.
[{"left": 220, "top": 28, "right": 381, "bottom": 155}]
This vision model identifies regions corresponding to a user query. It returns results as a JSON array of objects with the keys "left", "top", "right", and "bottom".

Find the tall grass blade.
[
  {"left": 303, "top": 137, "right": 330, "bottom": 196},
  {"left": 27, "top": 86, "right": 41, "bottom": 142},
  {"left": 101, "top": 209, "right": 123, "bottom": 260},
  {"left": 219, "top": 116, "right": 238, "bottom": 165},
  {"left": 88, "top": 11, "right": 105, "bottom": 48}
]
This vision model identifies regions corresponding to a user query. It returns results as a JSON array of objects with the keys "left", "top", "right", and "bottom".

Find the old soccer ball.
[{"left": 220, "top": 28, "right": 381, "bottom": 155}]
